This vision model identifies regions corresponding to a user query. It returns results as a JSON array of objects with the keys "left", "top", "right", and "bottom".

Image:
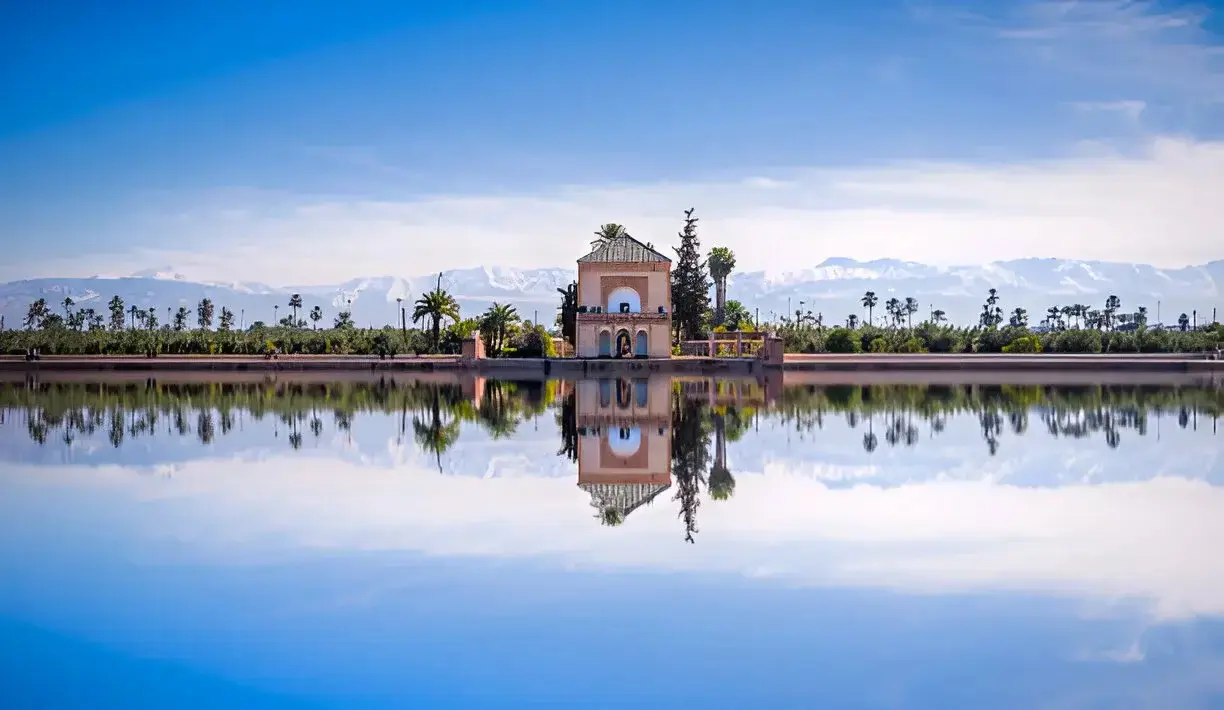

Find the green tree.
[
  {"left": 218, "top": 307, "right": 235, "bottom": 331},
  {"left": 128, "top": 304, "right": 139, "bottom": 329},
  {"left": 904, "top": 297, "right": 919, "bottom": 328},
  {"left": 61, "top": 297, "right": 74, "bottom": 320},
  {"left": 1104, "top": 295, "right": 1121, "bottom": 331},
  {"left": 288, "top": 293, "right": 303, "bottom": 326},
  {"left": 708, "top": 246, "right": 736, "bottom": 326},
  {"left": 861, "top": 291, "right": 878, "bottom": 327},
  {"left": 479, "top": 302, "right": 520, "bottom": 357},
  {"left": 670, "top": 207, "right": 711, "bottom": 342},
  {"left": 24, "top": 299, "right": 50, "bottom": 330},
  {"left": 555, "top": 281, "right": 577, "bottom": 347},
  {"left": 1010, "top": 308, "right": 1029, "bottom": 328},
  {"left": 196, "top": 298, "right": 214, "bottom": 330},
  {"left": 310, "top": 306, "right": 323, "bottom": 330},
  {"left": 1179, "top": 313, "right": 1190, "bottom": 331},
  {"left": 885, "top": 297, "right": 902, "bottom": 327},
  {"left": 145, "top": 307, "right": 159, "bottom": 330},
  {"left": 722, "top": 299, "right": 751, "bottom": 330},
  {"left": 108, "top": 296, "right": 126, "bottom": 331},
  {"left": 174, "top": 307, "right": 189, "bottom": 331},
  {"left": 413, "top": 273, "right": 462, "bottom": 352},
  {"left": 333, "top": 310, "right": 354, "bottom": 329},
  {"left": 932, "top": 309, "right": 946, "bottom": 324}
]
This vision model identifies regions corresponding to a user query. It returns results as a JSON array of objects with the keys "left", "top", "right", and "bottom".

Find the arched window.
[
  {"left": 597, "top": 330, "right": 611, "bottom": 357},
  {"left": 635, "top": 330, "right": 648, "bottom": 357},
  {"left": 607, "top": 287, "right": 641, "bottom": 313},
  {"left": 634, "top": 379, "right": 648, "bottom": 407}
]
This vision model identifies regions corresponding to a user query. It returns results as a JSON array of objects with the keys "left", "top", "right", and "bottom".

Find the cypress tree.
[{"left": 670, "top": 207, "right": 711, "bottom": 342}]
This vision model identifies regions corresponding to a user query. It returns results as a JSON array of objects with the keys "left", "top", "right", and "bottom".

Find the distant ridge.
[{"left": 2, "top": 258, "right": 1220, "bottom": 328}]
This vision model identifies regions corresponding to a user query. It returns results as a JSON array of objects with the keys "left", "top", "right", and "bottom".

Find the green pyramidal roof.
[{"left": 578, "top": 235, "right": 671, "bottom": 264}]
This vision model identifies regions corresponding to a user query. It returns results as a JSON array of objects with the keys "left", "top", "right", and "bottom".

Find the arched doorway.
[
  {"left": 598, "top": 330, "right": 611, "bottom": 357},
  {"left": 635, "top": 330, "right": 648, "bottom": 357},
  {"left": 615, "top": 329, "right": 632, "bottom": 358}
]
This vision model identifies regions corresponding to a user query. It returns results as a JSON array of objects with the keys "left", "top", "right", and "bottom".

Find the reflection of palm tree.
[
  {"left": 708, "top": 410, "right": 735, "bottom": 501},
  {"left": 863, "top": 414, "right": 877, "bottom": 453},
  {"left": 413, "top": 390, "right": 461, "bottom": 472}
]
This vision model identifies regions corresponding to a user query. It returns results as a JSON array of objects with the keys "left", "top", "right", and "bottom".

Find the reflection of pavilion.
[{"left": 575, "top": 377, "right": 672, "bottom": 525}]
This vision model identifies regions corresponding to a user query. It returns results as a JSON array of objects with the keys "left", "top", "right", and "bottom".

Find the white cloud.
[
  {"left": 22, "top": 135, "right": 1220, "bottom": 284},
  {"left": 4, "top": 456, "right": 1223, "bottom": 623}
]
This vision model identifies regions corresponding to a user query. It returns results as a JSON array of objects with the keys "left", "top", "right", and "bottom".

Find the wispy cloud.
[
  {"left": 917, "top": 1, "right": 1224, "bottom": 103},
  {"left": 1071, "top": 99, "right": 1148, "bottom": 121}
]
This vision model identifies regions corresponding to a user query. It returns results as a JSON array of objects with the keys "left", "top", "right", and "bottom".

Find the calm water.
[{"left": 2, "top": 374, "right": 1223, "bottom": 709}]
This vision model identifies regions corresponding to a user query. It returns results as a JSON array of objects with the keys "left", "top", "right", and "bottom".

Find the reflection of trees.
[
  {"left": 778, "top": 383, "right": 1222, "bottom": 454},
  {"left": 556, "top": 390, "right": 578, "bottom": 462},
  {"left": 671, "top": 391, "right": 711, "bottom": 544}
]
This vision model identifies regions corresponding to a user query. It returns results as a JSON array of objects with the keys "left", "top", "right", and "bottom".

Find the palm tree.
[
  {"left": 904, "top": 297, "right": 919, "bottom": 329},
  {"left": 288, "top": 294, "right": 303, "bottom": 327},
  {"left": 174, "top": 307, "right": 189, "bottom": 331},
  {"left": 62, "top": 297, "right": 74, "bottom": 319},
  {"left": 932, "top": 309, "right": 946, "bottom": 324},
  {"left": 310, "top": 306, "right": 323, "bottom": 330},
  {"left": 1178, "top": 313, "right": 1190, "bottom": 331},
  {"left": 413, "top": 273, "right": 461, "bottom": 352},
  {"left": 1136, "top": 305, "right": 1148, "bottom": 327},
  {"left": 1046, "top": 306, "right": 1061, "bottom": 329},
  {"left": 1105, "top": 295, "right": 1121, "bottom": 331},
  {"left": 708, "top": 247, "right": 736, "bottom": 326},
  {"left": 1010, "top": 308, "right": 1028, "bottom": 328},
  {"left": 592, "top": 223, "right": 628, "bottom": 247},
  {"left": 847, "top": 314, "right": 859, "bottom": 329},
  {"left": 128, "top": 304, "right": 139, "bottom": 329},
  {"left": 24, "top": 298, "right": 50, "bottom": 329},
  {"left": 480, "top": 302, "right": 520, "bottom": 357},
  {"left": 884, "top": 297, "right": 901, "bottom": 327},
  {"left": 861, "top": 291, "right": 878, "bottom": 326}
]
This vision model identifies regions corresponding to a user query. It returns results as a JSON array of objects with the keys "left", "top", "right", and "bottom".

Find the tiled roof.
[{"left": 577, "top": 235, "right": 671, "bottom": 263}]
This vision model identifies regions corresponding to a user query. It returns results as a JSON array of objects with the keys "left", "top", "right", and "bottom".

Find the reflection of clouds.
[{"left": 4, "top": 455, "right": 1221, "bottom": 624}]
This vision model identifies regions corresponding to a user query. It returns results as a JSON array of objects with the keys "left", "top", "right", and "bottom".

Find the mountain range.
[{"left": 2, "top": 258, "right": 1222, "bottom": 330}]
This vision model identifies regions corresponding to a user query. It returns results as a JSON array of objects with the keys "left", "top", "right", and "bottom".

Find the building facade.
[{"left": 575, "top": 235, "right": 672, "bottom": 358}]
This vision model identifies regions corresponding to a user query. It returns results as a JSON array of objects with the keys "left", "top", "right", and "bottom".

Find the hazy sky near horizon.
[{"left": 2, "top": 0, "right": 1223, "bottom": 284}]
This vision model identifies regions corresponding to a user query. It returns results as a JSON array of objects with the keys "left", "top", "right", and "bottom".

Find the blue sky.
[{"left": 2, "top": 0, "right": 1223, "bottom": 284}]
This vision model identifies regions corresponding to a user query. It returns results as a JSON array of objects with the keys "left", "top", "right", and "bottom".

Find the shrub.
[
  {"left": 897, "top": 337, "right": 928, "bottom": 353},
  {"left": 823, "top": 328, "right": 862, "bottom": 354},
  {"left": 868, "top": 337, "right": 889, "bottom": 353},
  {"left": 511, "top": 324, "right": 556, "bottom": 358},
  {"left": 1052, "top": 328, "right": 1102, "bottom": 353},
  {"left": 1001, "top": 335, "right": 1042, "bottom": 353}
]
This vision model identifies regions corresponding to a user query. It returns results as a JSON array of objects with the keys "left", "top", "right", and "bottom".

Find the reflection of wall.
[
  {"left": 575, "top": 377, "right": 672, "bottom": 522},
  {"left": 574, "top": 377, "right": 671, "bottom": 420}
]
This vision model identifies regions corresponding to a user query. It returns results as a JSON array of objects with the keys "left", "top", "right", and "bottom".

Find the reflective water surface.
[{"left": 2, "top": 373, "right": 1223, "bottom": 709}]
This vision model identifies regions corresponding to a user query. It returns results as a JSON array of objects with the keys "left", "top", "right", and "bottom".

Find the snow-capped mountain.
[{"left": 2, "top": 258, "right": 1221, "bottom": 329}]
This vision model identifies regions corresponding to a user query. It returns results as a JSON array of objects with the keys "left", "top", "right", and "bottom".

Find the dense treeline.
[{"left": 781, "top": 321, "right": 1224, "bottom": 355}]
